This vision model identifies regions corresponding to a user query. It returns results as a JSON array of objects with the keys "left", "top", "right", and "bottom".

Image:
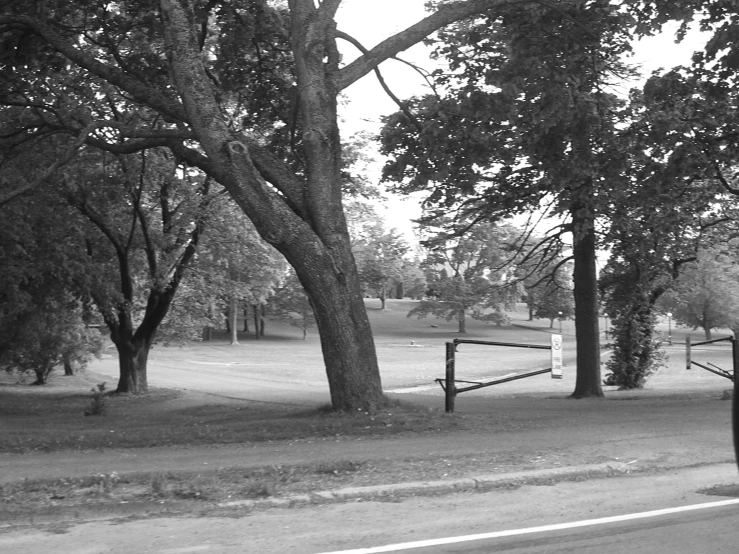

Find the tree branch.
[
  {"left": 0, "top": 121, "right": 103, "bottom": 207},
  {"left": 334, "top": 0, "right": 563, "bottom": 91}
]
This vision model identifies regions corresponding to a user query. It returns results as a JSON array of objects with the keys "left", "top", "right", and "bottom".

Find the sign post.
[{"left": 551, "top": 334, "right": 563, "bottom": 379}]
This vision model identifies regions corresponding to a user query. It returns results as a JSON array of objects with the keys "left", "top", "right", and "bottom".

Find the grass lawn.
[
  {"left": 0, "top": 300, "right": 734, "bottom": 518},
  {"left": 1, "top": 299, "right": 733, "bottom": 455}
]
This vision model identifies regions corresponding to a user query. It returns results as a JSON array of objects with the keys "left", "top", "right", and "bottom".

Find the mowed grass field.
[{"left": 0, "top": 299, "right": 734, "bottom": 456}]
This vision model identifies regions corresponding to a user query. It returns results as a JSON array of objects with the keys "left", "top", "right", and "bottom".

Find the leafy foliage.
[
  {"left": 0, "top": 296, "right": 104, "bottom": 385},
  {"left": 410, "top": 221, "right": 521, "bottom": 332},
  {"left": 659, "top": 246, "right": 739, "bottom": 340},
  {"left": 267, "top": 271, "right": 315, "bottom": 339}
]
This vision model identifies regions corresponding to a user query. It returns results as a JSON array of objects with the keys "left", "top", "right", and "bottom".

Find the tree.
[
  {"left": 194, "top": 201, "right": 287, "bottom": 344},
  {"left": 596, "top": 69, "right": 739, "bottom": 389},
  {"left": 411, "top": 221, "right": 520, "bottom": 333},
  {"left": 528, "top": 266, "right": 575, "bottom": 328},
  {"left": 2, "top": 0, "right": 566, "bottom": 411},
  {"left": 350, "top": 207, "right": 410, "bottom": 308},
  {"left": 61, "top": 148, "right": 209, "bottom": 393},
  {"left": 0, "top": 295, "right": 104, "bottom": 385},
  {"left": 381, "top": 2, "right": 642, "bottom": 397},
  {"left": 661, "top": 247, "right": 739, "bottom": 340},
  {"left": 268, "top": 270, "right": 316, "bottom": 339},
  {"left": 0, "top": 187, "right": 104, "bottom": 385}
]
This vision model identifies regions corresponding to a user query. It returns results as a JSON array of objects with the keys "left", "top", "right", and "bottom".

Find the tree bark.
[
  {"left": 63, "top": 356, "right": 74, "bottom": 376},
  {"left": 228, "top": 296, "right": 239, "bottom": 345},
  {"left": 114, "top": 337, "right": 152, "bottom": 393},
  {"left": 159, "top": 0, "right": 386, "bottom": 410},
  {"left": 252, "top": 304, "right": 261, "bottom": 341},
  {"left": 570, "top": 209, "right": 604, "bottom": 398},
  {"left": 458, "top": 308, "right": 467, "bottom": 334}
]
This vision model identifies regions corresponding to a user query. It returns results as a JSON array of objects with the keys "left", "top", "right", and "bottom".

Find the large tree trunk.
[
  {"left": 161, "top": 0, "right": 387, "bottom": 410},
  {"left": 291, "top": 240, "right": 385, "bottom": 410},
  {"left": 114, "top": 337, "right": 152, "bottom": 393},
  {"left": 570, "top": 210, "right": 604, "bottom": 398}
]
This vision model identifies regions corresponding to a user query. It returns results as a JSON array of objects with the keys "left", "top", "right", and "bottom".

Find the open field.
[
  {"left": 1, "top": 299, "right": 736, "bottom": 525},
  {"left": 1, "top": 299, "right": 735, "bottom": 454}
]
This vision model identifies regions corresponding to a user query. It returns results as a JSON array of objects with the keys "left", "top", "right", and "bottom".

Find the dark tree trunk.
[
  {"left": 243, "top": 305, "right": 249, "bottom": 332},
  {"left": 570, "top": 210, "right": 604, "bottom": 398},
  {"left": 458, "top": 308, "right": 467, "bottom": 334},
  {"left": 63, "top": 356, "right": 74, "bottom": 376},
  {"left": 294, "top": 253, "right": 384, "bottom": 410},
  {"left": 32, "top": 365, "right": 51, "bottom": 385},
  {"left": 114, "top": 337, "right": 151, "bottom": 393},
  {"left": 161, "top": 0, "right": 387, "bottom": 410}
]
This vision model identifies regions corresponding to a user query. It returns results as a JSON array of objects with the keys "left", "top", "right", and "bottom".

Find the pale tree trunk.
[
  {"left": 228, "top": 296, "right": 239, "bottom": 345},
  {"left": 252, "top": 304, "right": 261, "bottom": 341}
]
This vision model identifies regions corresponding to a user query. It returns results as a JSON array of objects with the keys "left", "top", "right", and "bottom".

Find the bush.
[
  {"left": 0, "top": 300, "right": 104, "bottom": 385},
  {"left": 85, "top": 383, "right": 108, "bottom": 416}
]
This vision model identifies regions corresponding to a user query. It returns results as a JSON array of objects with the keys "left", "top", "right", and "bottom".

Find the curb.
[{"left": 219, "top": 461, "right": 636, "bottom": 511}]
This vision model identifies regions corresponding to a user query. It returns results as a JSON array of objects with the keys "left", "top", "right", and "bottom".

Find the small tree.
[
  {"left": 1, "top": 298, "right": 104, "bottom": 385},
  {"left": 410, "top": 221, "right": 520, "bottom": 333},
  {"left": 268, "top": 271, "right": 316, "bottom": 339},
  {"left": 662, "top": 247, "right": 739, "bottom": 340}
]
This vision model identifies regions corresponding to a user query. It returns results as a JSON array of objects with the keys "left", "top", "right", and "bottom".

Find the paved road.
[
  {"left": 318, "top": 500, "right": 739, "bottom": 553},
  {"left": 2, "top": 464, "right": 738, "bottom": 553}
]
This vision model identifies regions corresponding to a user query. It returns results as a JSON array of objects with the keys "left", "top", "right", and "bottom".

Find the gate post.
[
  {"left": 445, "top": 342, "right": 456, "bottom": 413},
  {"left": 686, "top": 336, "right": 691, "bottom": 369},
  {"left": 732, "top": 338, "right": 739, "bottom": 471}
]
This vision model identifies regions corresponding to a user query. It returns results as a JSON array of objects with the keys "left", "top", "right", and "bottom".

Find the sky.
[{"left": 333, "top": 1, "right": 711, "bottom": 240}]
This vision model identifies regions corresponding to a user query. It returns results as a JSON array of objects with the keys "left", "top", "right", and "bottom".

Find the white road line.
[{"left": 317, "top": 499, "right": 739, "bottom": 554}]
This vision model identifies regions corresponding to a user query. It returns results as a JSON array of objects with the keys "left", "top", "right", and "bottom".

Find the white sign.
[{"left": 551, "top": 334, "right": 563, "bottom": 379}]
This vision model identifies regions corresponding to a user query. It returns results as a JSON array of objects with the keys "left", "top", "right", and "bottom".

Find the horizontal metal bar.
[
  {"left": 691, "top": 360, "right": 733, "bottom": 380},
  {"left": 453, "top": 339, "right": 551, "bottom": 350},
  {"left": 456, "top": 368, "right": 552, "bottom": 393},
  {"left": 691, "top": 336, "right": 734, "bottom": 347}
]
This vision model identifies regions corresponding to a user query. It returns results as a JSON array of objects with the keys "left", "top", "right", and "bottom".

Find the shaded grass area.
[{"left": 0, "top": 385, "right": 462, "bottom": 454}]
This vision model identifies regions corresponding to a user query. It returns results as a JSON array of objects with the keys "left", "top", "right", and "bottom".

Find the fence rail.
[{"left": 438, "top": 336, "right": 561, "bottom": 413}]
